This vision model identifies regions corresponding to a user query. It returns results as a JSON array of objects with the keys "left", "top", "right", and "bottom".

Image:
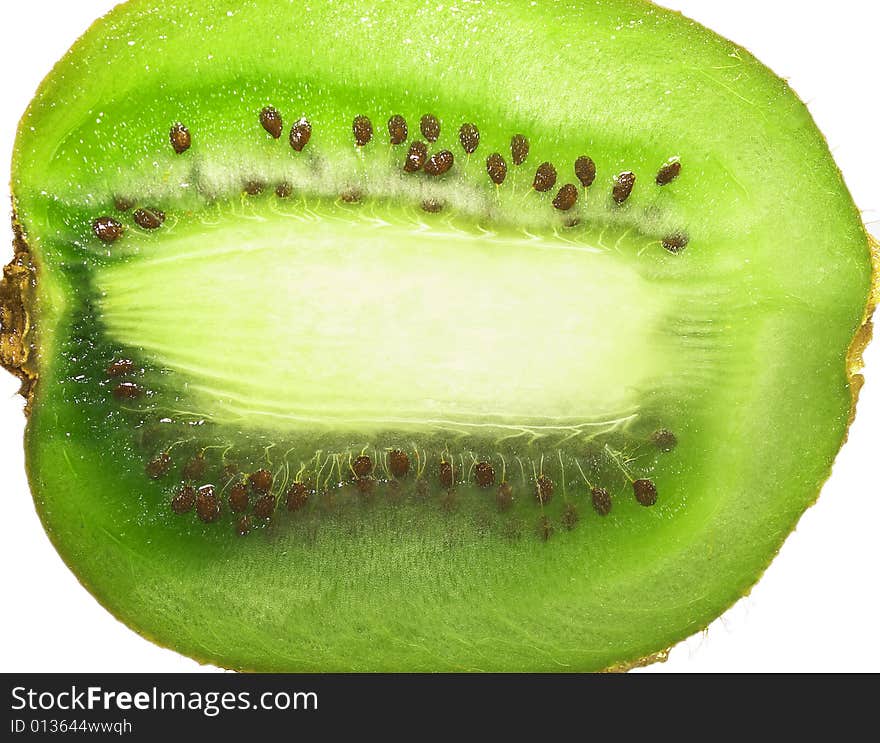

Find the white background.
[{"left": 0, "top": 1, "right": 877, "bottom": 673}]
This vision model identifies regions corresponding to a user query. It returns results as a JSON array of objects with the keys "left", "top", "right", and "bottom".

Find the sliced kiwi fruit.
[{"left": 1, "top": 0, "right": 877, "bottom": 672}]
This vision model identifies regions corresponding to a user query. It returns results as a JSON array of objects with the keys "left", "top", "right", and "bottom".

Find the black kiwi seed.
[
  {"left": 537, "top": 516, "right": 553, "bottom": 541},
  {"left": 389, "top": 479, "right": 407, "bottom": 503},
  {"left": 424, "top": 150, "right": 454, "bottom": 176},
  {"left": 388, "top": 450, "right": 410, "bottom": 478},
  {"left": 562, "top": 503, "right": 579, "bottom": 530},
  {"left": 352, "top": 455, "right": 373, "bottom": 478},
  {"left": 387, "top": 114, "right": 408, "bottom": 145},
  {"left": 486, "top": 153, "right": 507, "bottom": 185},
  {"left": 662, "top": 233, "right": 689, "bottom": 254},
  {"left": 112, "top": 382, "right": 142, "bottom": 400},
  {"left": 196, "top": 485, "right": 221, "bottom": 523},
  {"left": 404, "top": 141, "right": 428, "bottom": 173},
  {"left": 439, "top": 460, "right": 454, "bottom": 489},
  {"left": 510, "top": 134, "right": 529, "bottom": 166},
  {"left": 459, "top": 123, "right": 480, "bottom": 154},
  {"left": 114, "top": 196, "right": 134, "bottom": 212},
  {"left": 612, "top": 171, "right": 636, "bottom": 204},
  {"left": 420, "top": 113, "right": 440, "bottom": 142},
  {"left": 421, "top": 199, "right": 443, "bottom": 213},
  {"left": 182, "top": 454, "right": 207, "bottom": 480},
  {"left": 260, "top": 106, "right": 283, "bottom": 139},
  {"left": 92, "top": 216, "right": 124, "bottom": 243},
  {"left": 575, "top": 156, "right": 597, "bottom": 188},
  {"left": 228, "top": 483, "right": 249, "bottom": 513},
  {"left": 275, "top": 182, "right": 293, "bottom": 198},
  {"left": 591, "top": 487, "right": 612, "bottom": 516},
  {"left": 474, "top": 461, "right": 496, "bottom": 488},
  {"left": 249, "top": 468, "right": 273, "bottom": 493},
  {"left": 496, "top": 482, "right": 514, "bottom": 511},
  {"left": 535, "top": 475, "right": 554, "bottom": 504},
  {"left": 146, "top": 452, "right": 172, "bottom": 479},
  {"left": 289, "top": 117, "right": 312, "bottom": 152},
  {"left": 171, "top": 485, "right": 196, "bottom": 515},
  {"left": 552, "top": 183, "right": 578, "bottom": 211},
  {"left": 656, "top": 159, "right": 682, "bottom": 185},
  {"left": 353, "top": 115, "right": 373, "bottom": 147},
  {"left": 244, "top": 180, "right": 266, "bottom": 196},
  {"left": 633, "top": 479, "right": 658, "bottom": 507},
  {"left": 253, "top": 494, "right": 277, "bottom": 520},
  {"left": 532, "top": 162, "right": 557, "bottom": 192},
  {"left": 169, "top": 122, "right": 191, "bottom": 154},
  {"left": 106, "top": 359, "right": 134, "bottom": 377},
  {"left": 286, "top": 482, "right": 310, "bottom": 511},
  {"left": 651, "top": 429, "right": 678, "bottom": 452},
  {"left": 340, "top": 188, "right": 363, "bottom": 204},
  {"left": 439, "top": 489, "right": 458, "bottom": 513},
  {"left": 235, "top": 516, "right": 251, "bottom": 536},
  {"left": 133, "top": 208, "right": 166, "bottom": 230}
]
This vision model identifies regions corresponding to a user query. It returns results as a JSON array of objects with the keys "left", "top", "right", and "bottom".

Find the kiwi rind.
[{"left": 2, "top": 0, "right": 877, "bottom": 671}]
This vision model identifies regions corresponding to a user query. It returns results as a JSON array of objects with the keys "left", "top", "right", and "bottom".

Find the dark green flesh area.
[{"left": 11, "top": 0, "right": 873, "bottom": 671}]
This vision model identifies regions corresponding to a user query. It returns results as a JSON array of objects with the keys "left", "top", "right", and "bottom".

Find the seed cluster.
[
  {"left": 94, "top": 199, "right": 171, "bottom": 245},
  {"left": 263, "top": 108, "right": 684, "bottom": 236},
  {"left": 92, "top": 105, "right": 689, "bottom": 254},
  {"left": 150, "top": 424, "right": 675, "bottom": 541},
  {"left": 90, "top": 110, "right": 692, "bottom": 260}
]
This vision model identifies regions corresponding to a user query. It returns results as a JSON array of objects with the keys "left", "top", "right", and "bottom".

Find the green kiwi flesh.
[{"left": 1, "top": 0, "right": 876, "bottom": 672}]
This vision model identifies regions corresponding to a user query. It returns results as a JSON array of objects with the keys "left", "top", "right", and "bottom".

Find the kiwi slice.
[{"left": 1, "top": 0, "right": 876, "bottom": 672}]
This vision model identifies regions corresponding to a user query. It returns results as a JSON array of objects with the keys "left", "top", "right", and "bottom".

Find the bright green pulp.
[{"left": 9, "top": 0, "right": 874, "bottom": 671}]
